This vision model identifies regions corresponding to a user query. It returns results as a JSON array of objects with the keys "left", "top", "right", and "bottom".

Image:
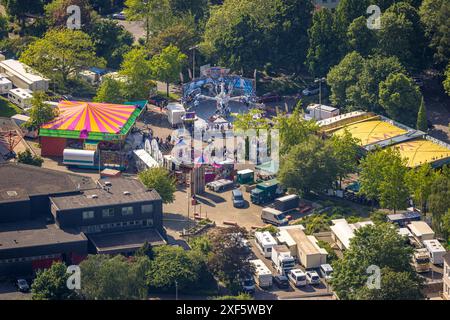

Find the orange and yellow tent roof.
[{"left": 39, "top": 101, "right": 144, "bottom": 140}]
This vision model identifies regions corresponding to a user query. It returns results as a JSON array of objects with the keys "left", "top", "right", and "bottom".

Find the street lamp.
[
  {"left": 189, "top": 45, "right": 200, "bottom": 80},
  {"left": 314, "top": 77, "right": 326, "bottom": 120},
  {"left": 175, "top": 280, "right": 178, "bottom": 300}
]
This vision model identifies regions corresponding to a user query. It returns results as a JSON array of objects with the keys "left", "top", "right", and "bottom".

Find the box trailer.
[
  {"left": 255, "top": 231, "right": 277, "bottom": 258},
  {"left": 166, "top": 103, "right": 185, "bottom": 127},
  {"left": 423, "top": 239, "right": 446, "bottom": 265},
  {"left": 273, "top": 194, "right": 299, "bottom": 212},
  {"left": 250, "top": 259, "right": 273, "bottom": 288},
  {"left": 251, "top": 179, "right": 284, "bottom": 205}
]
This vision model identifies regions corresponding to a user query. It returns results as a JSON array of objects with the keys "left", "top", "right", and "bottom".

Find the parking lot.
[
  {"left": 0, "top": 280, "right": 31, "bottom": 300},
  {"left": 248, "top": 239, "right": 335, "bottom": 300}
]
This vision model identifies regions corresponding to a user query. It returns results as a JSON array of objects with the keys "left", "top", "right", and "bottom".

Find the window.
[
  {"left": 142, "top": 204, "right": 154, "bottom": 214},
  {"left": 82, "top": 210, "right": 94, "bottom": 220},
  {"left": 121, "top": 206, "right": 133, "bottom": 216},
  {"left": 102, "top": 208, "right": 115, "bottom": 218}
]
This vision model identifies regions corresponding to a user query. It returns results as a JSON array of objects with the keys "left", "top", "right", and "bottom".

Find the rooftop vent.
[
  {"left": 123, "top": 191, "right": 131, "bottom": 196},
  {"left": 104, "top": 181, "right": 112, "bottom": 187},
  {"left": 90, "top": 194, "right": 98, "bottom": 199}
]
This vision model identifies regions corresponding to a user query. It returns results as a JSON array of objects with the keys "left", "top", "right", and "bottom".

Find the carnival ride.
[{"left": 182, "top": 67, "right": 255, "bottom": 117}]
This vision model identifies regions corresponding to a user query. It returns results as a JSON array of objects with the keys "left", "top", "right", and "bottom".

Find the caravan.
[
  {"left": 250, "top": 259, "right": 273, "bottom": 288},
  {"left": 423, "top": 239, "right": 446, "bottom": 265},
  {"left": 255, "top": 231, "right": 277, "bottom": 258}
]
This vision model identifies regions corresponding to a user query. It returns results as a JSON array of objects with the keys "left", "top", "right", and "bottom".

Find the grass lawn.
[{"left": 0, "top": 96, "right": 22, "bottom": 117}]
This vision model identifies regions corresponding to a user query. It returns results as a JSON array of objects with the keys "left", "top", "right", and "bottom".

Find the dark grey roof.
[
  {"left": 88, "top": 228, "right": 166, "bottom": 254},
  {"left": 50, "top": 178, "right": 161, "bottom": 210},
  {"left": 0, "top": 218, "right": 86, "bottom": 251},
  {"left": 0, "top": 162, "right": 96, "bottom": 203}
]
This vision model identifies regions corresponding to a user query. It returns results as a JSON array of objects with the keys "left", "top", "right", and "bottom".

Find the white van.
[
  {"left": 319, "top": 264, "right": 333, "bottom": 280},
  {"left": 255, "top": 231, "right": 277, "bottom": 258},
  {"left": 288, "top": 269, "right": 307, "bottom": 287}
]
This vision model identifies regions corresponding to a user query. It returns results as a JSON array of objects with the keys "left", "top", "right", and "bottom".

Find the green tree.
[
  {"left": 444, "top": 63, "right": 450, "bottom": 96},
  {"left": 44, "top": 0, "right": 96, "bottom": 32},
  {"left": 26, "top": 91, "right": 59, "bottom": 130},
  {"left": 0, "top": 15, "right": 8, "bottom": 40},
  {"left": 379, "top": 72, "right": 423, "bottom": 127},
  {"left": 215, "top": 293, "right": 254, "bottom": 300},
  {"left": 377, "top": 3, "right": 427, "bottom": 71},
  {"left": 353, "top": 267, "right": 424, "bottom": 300},
  {"left": 94, "top": 78, "right": 126, "bottom": 104},
  {"left": 149, "top": 44, "right": 187, "bottom": 96},
  {"left": 306, "top": 8, "right": 341, "bottom": 76},
  {"left": 124, "top": 0, "right": 173, "bottom": 44},
  {"left": 79, "top": 254, "right": 150, "bottom": 300},
  {"left": 326, "top": 51, "right": 365, "bottom": 107},
  {"left": 207, "top": 226, "right": 253, "bottom": 293},
  {"left": 428, "top": 170, "right": 450, "bottom": 232},
  {"left": 31, "top": 262, "right": 76, "bottom": 300},
  {"left": 419, "top": 0, "right": 450, "bottom": 65},
  {"left": 348, "top": 55, "right": 406, "bottom": 113},
  {"left": 441, "top": 208, "right": 450, "bottom": 241},
  {"left": 330, "top": 129, "right": 361, "bottom": 188},
  {"left": 370, "top": 210, "right": 389, "bottom": 225},
  {"left": 3, "top": 0, "right": 46, "bottom": 30},
  {"left": 119, "top": 47, "right": 155, "bottom": 100},
  {"left": 273, "top": 108, "right": 318, "bottom": 156},
  {"left": 347, "top": 16, "right": 376, "bottom": 57},
  {"left": 147, "top": 245, "right": 203, "bottom": 291},
  {"left": 20, "top": 29, "right": 105, "bottom": 83},
  {"left": 335, "top": 0, "right": 370, "bottom": 30},
  {"left": 278, "top": 135, "right": 338, "bottom": 196},
  {"left": 359, "top": 148, "right": 409, "bottom": 211},
  {"left": 135, "top": 241, "right": 155, "bottom": 260},
  {"left": 90, "top": 19, "right": 134, "bottom": 69},
  {"left": 416, "top": 98, "right": 428, "bottom": 131},
  {"left": 17, "top": 149, "right": 43, "bottom": 167},
  {"left": 331, "top": 223, "right": 421, "bottom": 300},
  {"left": 405, "top": 163, "right": 436, "bottom": 213},
  {"left": 138, "top": 167, "right": 176, "bottom": 204}
]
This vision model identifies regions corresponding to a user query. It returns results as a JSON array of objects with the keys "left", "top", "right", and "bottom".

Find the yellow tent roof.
[
  {"left": 333, "top": 120, "right": 407, "bottom": 146},
  {"left": 390, "top": 139, "right": 450, "bottom": 167}
]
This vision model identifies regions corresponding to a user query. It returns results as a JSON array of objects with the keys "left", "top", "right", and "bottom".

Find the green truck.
[
  {"left": 236, "top": 169, "right": 254, "bottom": 185},
  {"left": 250, "top": 179, "right": 284, "bottom": 205}
]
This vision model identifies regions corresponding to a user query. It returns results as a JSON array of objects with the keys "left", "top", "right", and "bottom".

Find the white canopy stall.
[{"left": 133, "top": 149, "right": 159, "bottom": 172}]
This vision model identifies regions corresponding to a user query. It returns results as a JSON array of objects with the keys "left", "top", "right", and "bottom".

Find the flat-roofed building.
[
  {"left": 330, "top": 219, "right": 374, "bottom": 250},
  {"left": 279, "top": 226, "right": 327, "bottom": 269},
  {"left": 0, "top": 59, "right": 49, "bottom": 91},
  {"left": 407, "top": 221, "right": 435, "bottom": 242}
]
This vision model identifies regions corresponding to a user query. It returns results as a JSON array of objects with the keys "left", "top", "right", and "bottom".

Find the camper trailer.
[
  {"left": 255, "top": 231, "right": 278, "bottom": 258},
  {"left": 423, "top": 239, "right": 446, "bottom": 265},
  {"left": 250, "top": 259, "right": 273, "bottom": 288},
  {"left": 8, "top": 88, "right": 33, "bottom": 109},
  {"left": 63, "top": 149, "right": 96, "bottom": 168}
]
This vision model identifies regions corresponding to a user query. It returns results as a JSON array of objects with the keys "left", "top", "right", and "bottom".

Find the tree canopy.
[
  {"left": 31, "top": 262, "right": 76, "bottom": 300},
  {"left": 138, "top": 167, "right": 176, "bottom": 204}
]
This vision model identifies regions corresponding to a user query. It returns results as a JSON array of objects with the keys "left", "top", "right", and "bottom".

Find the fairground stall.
[{"left": 39, "top": 100, "right": 146, "bottom": 170}]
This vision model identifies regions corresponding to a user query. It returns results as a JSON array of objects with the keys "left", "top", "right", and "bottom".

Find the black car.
[{"left": 273, "top": 275, "right": 289, "bottom": 289}]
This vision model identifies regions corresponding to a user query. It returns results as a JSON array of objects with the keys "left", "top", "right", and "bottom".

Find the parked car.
[
  {"left": 257, "top": 92, "right": 282, "bottom": 103},
  {"left": 288, "top": 269, "right": 307, "bottom": 287},
  {"left": 232, "top": 189, "right": 245, "bottom": 208},
  {"left": 241, "top": 277, "right": 256, "bottom": 294},
  {"left": 302, "top": 85, "right": 320, "bottom": 96},
  {"left": 306, "top": 271, "right": 321, "bottom": 285},
  {"left": 273, "top": 274, "right": 290, "bottom": 289},
  {"left": 16, "top": 279, "right": 30, "bottom": 292},
  {"left": 319, "top": 264, "right": 333, "bottom": 280},
  {"left": 112, "top": 11, "right": 126, "bottom": 20}
]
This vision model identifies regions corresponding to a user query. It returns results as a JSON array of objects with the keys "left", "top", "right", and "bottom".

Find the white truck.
[
  {"left": 271, "top": 245, "right": 295, "bottom": 275},
  {"left": 250, "top": 259, "right": 273, "bottom": 289},
  {"left": 255, "top": 231, "right": 277, "bottom": 258}
]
